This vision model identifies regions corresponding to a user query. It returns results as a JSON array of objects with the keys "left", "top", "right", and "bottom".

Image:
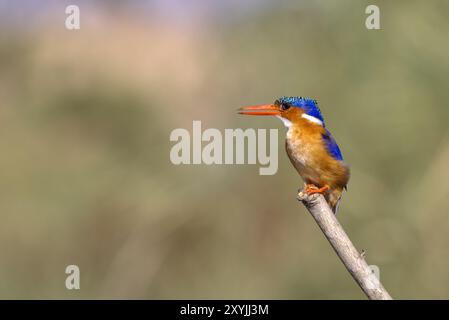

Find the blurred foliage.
[{"left": 1, "top": 0, "right": 449, "bottom": 299}]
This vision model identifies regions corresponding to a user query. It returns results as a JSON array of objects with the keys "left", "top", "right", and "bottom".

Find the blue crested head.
[{"left": 276, "top": 96, "right": 324, "bottom": 125}]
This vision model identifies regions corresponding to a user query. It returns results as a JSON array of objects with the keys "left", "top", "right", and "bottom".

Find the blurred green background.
[{"left": 1, "top": 0, "right": 449, "bottom": 299}]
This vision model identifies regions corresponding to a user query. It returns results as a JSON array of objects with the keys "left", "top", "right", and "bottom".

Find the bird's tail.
[{"left": 326, "top": 188, "right": 344, "bottom": 214}]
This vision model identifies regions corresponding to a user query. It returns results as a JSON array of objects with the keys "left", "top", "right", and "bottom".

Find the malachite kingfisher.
[{"left": 239, "top": 96, "right": 350, "bottom": 213}]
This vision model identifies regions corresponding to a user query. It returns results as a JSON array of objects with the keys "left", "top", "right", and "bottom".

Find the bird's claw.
[{"left": 304, "top": 184, "right": 329, "bottom": 195}]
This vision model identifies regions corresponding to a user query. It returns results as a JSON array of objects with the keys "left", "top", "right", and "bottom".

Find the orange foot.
[{"left": 304, "top": 184, "right": 330, "bottom": 195}]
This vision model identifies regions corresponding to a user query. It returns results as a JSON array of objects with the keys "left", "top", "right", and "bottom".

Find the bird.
[{"left": 239, "top": 96, "right": 350, "bottom": 213}]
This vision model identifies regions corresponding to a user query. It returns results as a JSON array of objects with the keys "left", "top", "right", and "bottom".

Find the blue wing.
[{"left": 322, "top": 129, "right": 343, "bottom": 161}]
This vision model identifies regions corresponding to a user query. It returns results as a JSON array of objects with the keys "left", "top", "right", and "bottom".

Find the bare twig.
[{"left": 297, "top": 191, "right": 392, "bottom": 300}]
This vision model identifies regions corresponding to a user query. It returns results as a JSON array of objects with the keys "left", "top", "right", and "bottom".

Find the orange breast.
[{"left": 285, "top": 120, "right": 349, "bottom": 189}]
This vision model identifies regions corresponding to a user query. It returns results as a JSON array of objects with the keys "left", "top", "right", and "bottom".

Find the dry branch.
[{"left": 297, "top": 191, "right": 392, "bottom": 300}]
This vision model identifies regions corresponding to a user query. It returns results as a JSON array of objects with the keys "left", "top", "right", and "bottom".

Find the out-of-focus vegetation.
[{"left": 1, "top": 0, "right": 449, "bottom": 299}]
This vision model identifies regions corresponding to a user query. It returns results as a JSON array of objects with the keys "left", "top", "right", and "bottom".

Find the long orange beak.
[{"left": 238, "top": 104, "right": 280, "bottom": 116}]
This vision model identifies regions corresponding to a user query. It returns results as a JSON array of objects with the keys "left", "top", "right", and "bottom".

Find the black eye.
[{"left": 281, "top": 103, "right": 290, "bottom": 111}]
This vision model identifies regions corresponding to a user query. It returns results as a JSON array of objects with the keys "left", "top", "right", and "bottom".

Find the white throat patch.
[
  {"left": 301, "top": 114, "right": 323, "bottom": 126},
  {"left": 276, "top": 116, "right": 292, "bottom": 128}
]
